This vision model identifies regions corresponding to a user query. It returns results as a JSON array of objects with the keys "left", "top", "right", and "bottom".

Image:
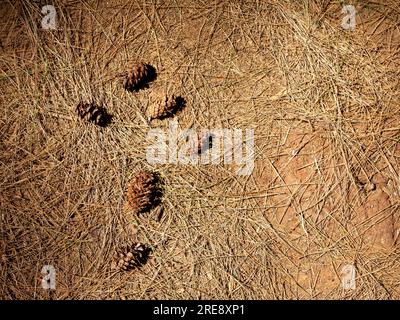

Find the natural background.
[{"left": 1, "top": 0, "right": 399, "bottom": 299}]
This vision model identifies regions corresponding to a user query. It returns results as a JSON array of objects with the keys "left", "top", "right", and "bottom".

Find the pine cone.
[
  {"left": 76, "top": 102, "right": 111, "bottom": 127},
  {"left": 126, "top": 170, "right": 162, "bottom": 215},
  {"left": 123, "top": 63, "right": 156, "bottom": 92},
  {"left": 112, "top": 243, "right": 151, "bottom": 271},
  {"left": 147, "top": 94, "right": 186, "bottom": 120}
]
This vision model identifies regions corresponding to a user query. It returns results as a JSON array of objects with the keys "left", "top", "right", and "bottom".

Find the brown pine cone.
[
  {"left": 123, "top": 63, "right": 156, "bottom": 92},
  {"left": 147, "top": 93, "right": 186, "bottom": 120},
  {"left": 76, "top": 102, "right": 111, "bottom": 127},
  {"left": 126, "top": 170, "right": 162, "bottom": 215},
  {"left": 111, "top": 242, "right": 151, "bottom": 272}
]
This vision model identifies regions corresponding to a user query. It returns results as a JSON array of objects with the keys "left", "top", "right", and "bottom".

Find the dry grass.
[{"left": 0, "top": 0, "right": 399, "bottom": 299}]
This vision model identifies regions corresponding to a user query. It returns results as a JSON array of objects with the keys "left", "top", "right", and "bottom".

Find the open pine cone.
[
  {"left": 147, "top": 93, "right": 186, "bottom": 120},
  {"left": 111, "top": 242, "right": 151, "bottom": 272},
  {"left": 123, "top": 63, "right": 156, "bottom": 92},
  {"left": 76, "top": 102, "right": 111, "bottom": 127},
  {"left": 126, "top": 170, "right": 162, "bottom": 215}
]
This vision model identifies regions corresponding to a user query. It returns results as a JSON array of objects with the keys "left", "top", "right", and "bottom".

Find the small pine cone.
[
  {"left": 126, "top": 170, "right": 162, "bottom": 215},
  {"left": 123, "top": 63, "right": 156, "bottom": 92},
  {"left": 76, "top": 102, "right": 110, "bottom": 127},
  {"left": 112, "top": 243, "right": 151, "bottom": 272},
  {"left": 147, "top": 94, "right": 186, "bottom": 120}
]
